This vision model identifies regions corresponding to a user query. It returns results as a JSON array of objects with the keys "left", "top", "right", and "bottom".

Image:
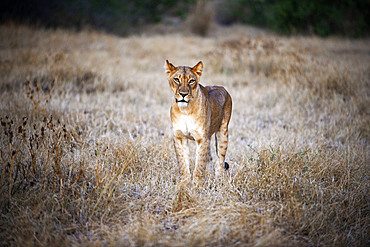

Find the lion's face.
[{"left": 165, "top": 60, "right": 203, "bottom": 107}]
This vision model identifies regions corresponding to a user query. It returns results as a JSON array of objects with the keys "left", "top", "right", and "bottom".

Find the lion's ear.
[
  {"left": 192, "top": 61, "right": 203, "bottom": 77},
  {"left": 165, "top": 60, "right": 176, "bottom": 76}
]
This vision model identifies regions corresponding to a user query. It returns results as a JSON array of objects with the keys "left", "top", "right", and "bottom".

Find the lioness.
[{"left": 165, "top": 60, "right": 232, "bottom": 185}]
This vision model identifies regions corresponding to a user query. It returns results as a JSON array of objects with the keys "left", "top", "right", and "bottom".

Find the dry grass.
[{"left": 0, "top": 23, "right": 369, "bottom": 246}]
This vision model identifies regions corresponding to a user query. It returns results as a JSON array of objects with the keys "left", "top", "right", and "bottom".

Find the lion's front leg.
[
  {"left": 173, "top": 135, "right": 191, "bottom": 184},
  {"left": 193, "top": 138, "right": 210, "bottom": 186}
]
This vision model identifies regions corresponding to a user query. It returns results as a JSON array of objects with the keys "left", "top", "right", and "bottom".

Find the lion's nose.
[{"left": 179, "top": 92, "right": 188, "bottom": 98}]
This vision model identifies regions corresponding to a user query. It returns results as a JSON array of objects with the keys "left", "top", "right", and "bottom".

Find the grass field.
[{"left": 0, "top": 23, "right": 369, "bottom": 246}]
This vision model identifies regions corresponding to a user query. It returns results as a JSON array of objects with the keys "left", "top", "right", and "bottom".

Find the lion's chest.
[{"left": 172, "top": 114, "right": 202, "bottom": 141}]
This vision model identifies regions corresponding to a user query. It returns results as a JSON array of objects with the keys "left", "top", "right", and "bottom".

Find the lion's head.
[{"left": 165, "top": 60, "right": 203, "bottom": 108}]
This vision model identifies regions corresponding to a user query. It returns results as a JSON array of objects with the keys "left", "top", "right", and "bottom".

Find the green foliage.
[
  {"left": 1, "top": 0, "right": 368, "bottom": 37},
  {"left": 0, "top": 0, "right": 195, "bottom": 35},
  {"left": 216, "top": 0, "right": 369, "bottom": 37}
]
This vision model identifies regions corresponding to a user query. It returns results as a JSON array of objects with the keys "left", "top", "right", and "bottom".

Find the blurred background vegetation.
[{"left": 1, "top": 0, "right": 369, "bottom": 37}]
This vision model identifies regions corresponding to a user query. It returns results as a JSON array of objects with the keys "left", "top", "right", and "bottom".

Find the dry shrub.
[
  {"left": 0, "top": 110, "right": 163, "bottom": 245},
  {"left": 189, "top": 0, "right": 214, "bottom": 36}
]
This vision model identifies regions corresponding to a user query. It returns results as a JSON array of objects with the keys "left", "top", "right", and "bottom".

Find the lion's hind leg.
[
  {"left": 215, "top": 96, "right": 232, "bottom": 181},
  {"left": 215, "top": 123, "right": 229, "bottom": 180}
]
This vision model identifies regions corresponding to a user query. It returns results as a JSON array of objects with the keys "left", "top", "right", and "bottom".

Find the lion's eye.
[
  {"left": 174, "top": 78, "right": 180, "bottom": 84},
  {"left": 189, "top": 79, "right": 196, "bottom": 84}
]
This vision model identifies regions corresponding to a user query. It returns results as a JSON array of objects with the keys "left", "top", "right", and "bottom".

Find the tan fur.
[{"left": 165, "top": 60, "right": 232, "bottom": 185}]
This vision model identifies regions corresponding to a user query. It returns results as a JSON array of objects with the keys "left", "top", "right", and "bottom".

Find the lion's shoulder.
[{"left": 204, "top": 85, "right": 230, "bottom": 107}]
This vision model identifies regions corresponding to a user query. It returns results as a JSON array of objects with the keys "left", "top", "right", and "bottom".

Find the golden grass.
[{"left": 0, "top": 23, "right": 369, "bottom": 246}]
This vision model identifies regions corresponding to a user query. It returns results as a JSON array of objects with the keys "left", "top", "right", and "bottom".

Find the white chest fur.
[{"left": 172, "top": 114, "right": 200, "bottom": 140}]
